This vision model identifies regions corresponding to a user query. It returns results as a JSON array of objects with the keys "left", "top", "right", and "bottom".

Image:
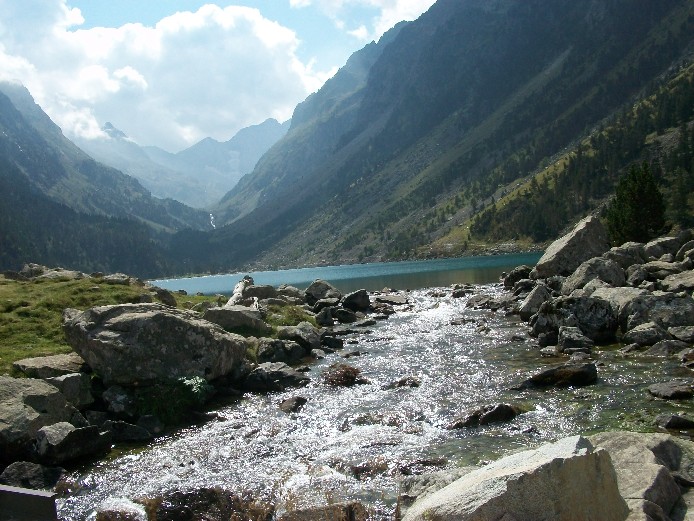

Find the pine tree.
[{"left": 606, "top": 162, "right": 665, "bottom": 244}]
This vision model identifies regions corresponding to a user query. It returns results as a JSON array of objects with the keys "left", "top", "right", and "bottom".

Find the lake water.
[{"left": 151, "top": 253, "right": 543, "bottom": 295}]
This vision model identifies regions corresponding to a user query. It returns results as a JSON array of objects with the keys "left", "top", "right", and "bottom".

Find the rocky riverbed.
[{"left": 4, "top": 216, "right": 694, "bottom": 520}]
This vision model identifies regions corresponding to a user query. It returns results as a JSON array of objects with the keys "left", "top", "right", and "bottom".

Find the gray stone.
[
  {"left": 661, "top": 270, "right": 694, "bottom": 293},
  {"left": 0, "top": 461, "right": 65, "bottom": 490},
  {"left": 95, "top": 497, "right": 148, "bottom": 521},
  {"left": 557, "top": 326, "right": 594, "bottom": 353},
  {"left": 35, "top": 422, "right": 111, "bottom": 465},
  {"left": 591, "top": 286, "right": 649, "bottom": 317},
  {"left": 278, "top": 396, "right": 307, "bottom": 413},
  {"left": 242, "top": 284, "right": 278, "bottom": 300},
  {"left": 529, "top": 296, "right": 617, "bottom": 343},
  {"left": 256, "top": 338, "right": 305, "bottom": 364},
  {"left": 401, "top": 436, "right": 628, "bottom": 521},
  {"left": 656, "top": 414, "right": 694, "bottom": 430},
  {"left": 0, "top": 376, "right": 81, "bottom": 462},
  {"left": 503, "top": 265, "right": 533, "bottom": 289},
  {"left": 102, "top": 420, "right": 152, "bottom": 442},
  {"left": 276, "top": 322, "right": 321, "bottom": 352},
  {"left": 602, "top": 242, "right": 648, "bottom": 269},
  {"left": 375, "top": 294, "right": 408, "bottom": 305},
  {"left": 532, "top": 215, "right": 610, "bottom": 278},
  {"left": 518, "top": 284, "right": 551, "bottom": 321},
  {"left": 342, "top": 289, "right": 371, "bottom": 311},
  {"left": 447, "top": 403, "right": 524, "bottom": 429},
  {"left": 669, "top": 326, "right": 694, "bottom": 343},
  {"left": 314, "top": 306, "right": 335, "bottom": 326},
  {"left": 641, "top": 260, "right": 683, "bottom": 280},
  {"left": 644, "top": 237, "right": 682, "bottom": 259},
  {"left": 277, "top": 284, "right": 304, "bottom": 301},
  {"left": 45, "top": 372, "right": 93, "bottom": 409},
  {"left": 313, "top": 297, "right": 340, "bottom": 312},
  {"left": 203, "top": 305, "right": 272, "bottom": 335},
  {"left": 676, "top": 240, "right": 694, "bottom": 261},
  {"left": 63, "top": 303, "right": 248, "bottom": 385},
  {"left": 12, "top": 352, "right": 89, "bottom": 379},
  {"left": 278, "top": 502, "right": 368, "bottom": 521},
  {"left": 515, "top": 362, "right": 598, "bottom": 389},
  {"left": 243, "top": 362, "right": 310, "bottom": 392},
  {"left": 102, "top": 385, "right": 137, "bottom": 418},
  {"left": 648, "top": 380, "right": 694, "bottom": 400},
  {"left": 304, "top": 279, "right": 342, "bottom": 305},
  {"left": 623, "top": 322, "right": 672, "bottom": 347},
  {"left": 626, "top": 265, "right": 649, "bottom": 287},
  {"left": 398, "top": 467, "right": 477, "bottom": 519},
  {"left": 334, "top": 307, "right": 359, "bottom": 323},
  {"left": 561, "top": 257, "right": 625, "bottom": 295},
  {"left": 618, "top": 292, "right": 694, "bottom": 332},
  {"left": 644, "top": 339, "right": 690, "bottom": 357}
]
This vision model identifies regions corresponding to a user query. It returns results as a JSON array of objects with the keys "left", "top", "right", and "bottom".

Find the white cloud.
[{"left": 0, "top": 1, "right": 330, "bottom": 151}]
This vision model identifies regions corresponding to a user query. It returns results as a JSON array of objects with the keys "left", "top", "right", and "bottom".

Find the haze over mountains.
[{"left": 1, "top": 0, "right": 694, "bottom": 277}]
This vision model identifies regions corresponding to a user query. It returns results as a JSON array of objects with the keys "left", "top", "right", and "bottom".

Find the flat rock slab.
[
  {"left": 12, "top": 353, "right": 88, "bottom": 379},
  {"left": 515, "top": 363, "right": 598, "bottom": 389},
  {"left": 648, "top": 380, "right": 694, "bottom": 400}
]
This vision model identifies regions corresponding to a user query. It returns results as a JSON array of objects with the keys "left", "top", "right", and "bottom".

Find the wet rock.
[
  {"left": 305, "top": 279, "right": 342, "bottom": 306},
  {"left": 532, "top": 215, "right": 610, "bottom": 278},
  {"left": 279, "top": 396, "right": 307, "bottom": 413},
  {"left": 538, "top": 331, "right": 558, "bottom": 347},
  {"left": 102, "top": 420, "right": 152, "bottom": 443},
  {"left": 0, "top": 376, "right": 82, "bottom": 464},
  {"left": 656, "top": 414, "right": 694, "bottom": 430},
  {"left": 243, "top": 363, "right": 310, "bottom": 392},
  {"left": 278, "top": 502, "right": 368, "bottom": 521},
  {"left": 63, "top": 303, "right": 249, "bottom": 386},
  {"left": 323, "top": 363, "right": 368, "bottom": 387},
  {"left": 512, "top": 278, "right": 536, "bottom": 297},
  {"left": 203, "top": 305, "right": 273, "bottom": 336},
  {"left": 95, "top": 497, "right": 148, "bottom": 521},
  {"left": 402, "top": 436, "right": 627, "bottom": 521},
  {"left": 136, "top": 415, "right": 165, "bottom": 437},
  {"left": 623, "top": 321, "right": 672, "bottom": 347},
  {"left": 514, "top": 363, "right": 598, "bottom": 389},
  {"left": 310, "top": 348, "right": 326, "bottom": 360},
  {"left": 154, "top": 487, "right": 273, "bottom": 521},
  {"left": 561, "top": 257, "right": 625, "bottom": 295},
  {"left": 12, "top": 352, "right": 89, "bottom": 379},
  {"left": 314, "top": 306, "right": 335, "bottom": 326},
  {"left": 35, "top": 422, "right": 111, "bottom": 465},
  {"left": 45, "top": 372, "right": 94, "bottom": 410},
  {"left": 0, "top": 461, "right": 65, "bottom": 490},
  {"left": 256, "top": 339, "right": 305, "bottom": 364},
  {"left": 342, "top": 289, "right": 370, "bottom": 312},
  {"left": 503, "top": 265, "right": 533, "bottom": 289},
  {"left": 375, "top": 294, "right": 408, "bottom": 305},
  {"left": 647, "top": 380, "right": 694, "bottom": 400},
  {"left": 557, "top": 326, "right": 594, "bottom": 354},
  {"left": 518, "top": 284, "right": 551, "bottom": 321},
  {"left": 383, "top": 376, "right": 422, "bottom": 390},
  {"left": 644, "top": 339, "right": 689, "bottom": 357},
  {"left": 334, "top": 307, "right": 359, "bottom": 324},
  {"left": 277, "top": 322, "right": 321, "bottom": 352},
  {"left": 321, "top": 335, "right": 344, "bottom": 350},
  {"left": 447, "top": 403, "right": 525, "bottom": 429},
  {"left": 529, "top": 296, "right": 617, "bottom": 343}
]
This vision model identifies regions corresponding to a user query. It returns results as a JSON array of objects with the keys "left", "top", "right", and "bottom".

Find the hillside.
[{"left": 177, "top": 0, "right": 694, "bottom": 272}]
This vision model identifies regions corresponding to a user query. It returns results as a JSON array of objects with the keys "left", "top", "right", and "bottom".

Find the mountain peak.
[{"left": 102, "top": 122, "right": 128, "bottom": 140}]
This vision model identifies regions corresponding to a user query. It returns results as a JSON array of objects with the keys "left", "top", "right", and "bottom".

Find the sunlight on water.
[{"left": 58, "top": 282, "right": 688, "bottom": 520}]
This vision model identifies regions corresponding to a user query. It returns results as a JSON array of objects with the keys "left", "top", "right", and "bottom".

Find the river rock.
[
  {"left": 154, "top": 487, "right": 273, "bottom": 521},
  {"left": 518, "top": 284, "right": 551, "bottom": 321},
  {"left": 0, "top": 461, "right": 65, "bottom": 490},
  {"left": 623, "top": 321, "right": 672, "bottom": 347},
  {"left": 401, "top": 435, "right": 628, "bottom": 521},
  {"left": 12, "top": 352, "right": 89, "bottom": 378},
  {"left": 589, "top": 431, "right": 691, "bottom": 520},
  {"left": 398, "top": 467, "right": 477, "bottom": 519},
  {"left": 669, "top": 325, "right": 694, "bottom": 343},
  {"left": 334, "top": 307, "right": 359, "bottom": 323},
  {"left": 62, "top": 303, "right": 248, "bottom": 386},
  {"left": 256, "top": 338, "right": 305, "bottom": 364},
  {"left": 305, "top": 279, "right": 342, "bottom": 305},
  {"left": 35, "top": 422, "right": 111, "bottom": 465},
  {"left": 203, "top": 305, "right": 273, "bottom": 336},
  {"left": 617, "top": 291, "right": 694, "bottom": 332},
  {"left": 647, "top": 380, "right": 694, "bottom": 400},
  {"left": 102, "top": 420, "right": 152, "bottom": 442},
  {"left": 342, "top": 289, "right": 371, "bottom": 312},
  {"left": 656, "top": 414, "right": 694, "bottom": 430},
  {"left": 0, "top": 376, "right": 83, "bottom": 463},
  {"left": 503, "top": 265, "right": 533, "bottom": 289},
  {"left": 243, "top": 362, "right": 310, "bottom": 392},
  {"left": 644, "top": 339, "right": 689, "bottom": 357},
  {"left": 602, "top": 242, "right": 648, "bottom": 269},
  {"left": 276, "top": 322, "right": 321, "bottom": 352},
  {"left": 532, "top": 215, "right": 610, "bottom": 278},
  {"left": 561, "top": 257, "right": 625, "bottom": 295},
  {"left": 278, "top": 502, "right": 368, "bottom": 521},
  {"left": 45, "top": 372, "right": 94, "bottom": 409},
  {"left": 529, "top": 296, "right": 617, "bottom": 343},
  {"left": 314, "top": 306, "right": 335, "bottom": 326},
  {"left": 515, "top": 362, "right": 598, "bottom": 389},
  {"left": 557, "top": 326, "right": 594, "bottom": 353},
  {"left": 375, "top": 294, "right": 408, "bottom": 305},
  {"left": 95, "top": 497, "right": 148, "bottom": 521},
  {"left": 447, "top": 403, "right": 524, "bottom": 429},
  {"left": 279, "top": 396, "right": 308, "bottom": 413}
]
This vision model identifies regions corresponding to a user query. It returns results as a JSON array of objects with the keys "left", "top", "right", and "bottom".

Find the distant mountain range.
[
  {"left": 75, "top": 118, "right": 289, "bottom": 208},
  {"left": 2, "top": 0, "right": 694, "bottom": 277}
]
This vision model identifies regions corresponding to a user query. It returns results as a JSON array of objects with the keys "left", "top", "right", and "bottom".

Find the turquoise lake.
[{"left": 151, "top": 252, "right": 543, "bottom": 295}]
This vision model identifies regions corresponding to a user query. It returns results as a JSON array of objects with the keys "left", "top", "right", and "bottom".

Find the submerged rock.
[
  {"left": 447, "top": 403, "right": 525, "bottom": 429},
  {"left": 514, "top": 362, "right": 598, "bottom": 389},
  {"left": 647, "top": 380, "right": 694, "bottom": 400}
]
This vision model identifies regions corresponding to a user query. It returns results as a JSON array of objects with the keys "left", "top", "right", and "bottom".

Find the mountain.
[
  {"left": 0, "top": 82, "right": 209, "bottom": 232},
  {"left": 182, "top": 0, "right": 694, "bottom": 272},
  {"left": 76, "top": 118, "right": 289, "bottom": 208}
]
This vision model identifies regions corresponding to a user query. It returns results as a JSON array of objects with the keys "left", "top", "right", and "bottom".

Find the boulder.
[
  {"left": 256, "top": 338, "right": 305, "bottom": 365},
  {"left": 677, "top": 240, "right": 694, "bottom": 261},
  {"left": 304, "top": 280, "right": 342, "bottom": 305},
  {"left": 589, "top": 431, "right": 691, "bottom": 520},
  {"left": 644, "top": 237, "right": 681, "bottom": 259},
  {"left": 241, "top": 284, "right": 278, "bottom": 300},
  {"left": 313, "top": 297, "right": 340, "bottom": 312},
  {"left": 278, "top": 502, "right": 368, "bottom": 521},
  {"left": 529, "top": 296, "right": 617, "bottom": 343},
  {"left": 532, "top": 215, "right": 610, "bottom": 278},
  {"left": 62, "top": 303, "right": 248, "bottom": 385},
  {"left": 279, "top": 396, "right": 308, "bottom": 413},
  {"left": 342, "top": 289, "right": 371, "bottom": 312},
  {"left": 401, "top": 436, "right": 628, "bottom": 521},
  {"left": 95, "top": 497, "right": 148, "bottom": 521},
  {"left": 153, "top": 487, "right": 273, "bottom": 521},
  {"left": 278, "top": 284, "right": 304, "bottom": 301},
  {"left": 0, "top": 376, "right": 82, "bottom": 463},
  {"left": 622, "top": 322, "right": 672, "bottom": 347},
  {"left": 602, "top": 242, "right": 648, "bottom": 269},
  {"left": 375, "top": 294, "right": 409, "bottom": 305},
  {"left": 591, "top": 287, "right": 649, "bottom": 317},
  {"left": 102, "top": 420, "right": 152, "bottom": 443},
  {"left": 276, "top": 322, "right": 321, "bottom": 352},
  {"left": 398, "top": 467, "right": 477, "bottom": 519},
  {"left": 617, "top": 292, "right": 694, "bottom": 332},
  {"left": 626, "top": 265, "right": 649, "bottom": 287},
  {"left": 447, "top": 403, "right": 524, "bottom": 429},
  {"left": 35, "top": 422, "right": 111, "bottom": 465},
  {"left": 561, "top": 257, "right": 625, "bottom": 295},
  {"left": 243, "top": 363, "right": 310, "bottom": 392},
  {"left": 12, "top": 352, "right": 89, "bottom": 378},
  {"left": 557, "top": 326, "right": 594, "bottom": 354},
  {"left": 515, "top": 362, "right": 598, "bottom": 389},
  {"left": 660, "top": 269, "right": 694, "bottom": 293},
  {"left": 668, "top": 325, "right": 694, "bottom": 343},
  {"left": 0, "top": 461, "right": 65, "bottom": 490},
  {"left": 503, "top": 265, "right": 533, "bottom": 289},
  {"left": 334, "top": 307, "right": 359, "bottom": 324},
  {"left": 644, "top": 339, "right": 689, "bottom": 357},
  {"left": 45, "top": 372, "right": 94, "bottom": 409},
  {"left": 102, "top": 385, "right": 137, "bottom": 418},
  {"left": 641, "top": 260, "right": 683, "bottom": 280},
  {"left": 647, "top": 380, "right": 694, "bottom": 400},
  {"left": 203, "top": 305, "right": 273, "bottom": 336},
  {"left": 518, "top": 284, "right": 551, "bottom": 321},
  {"left": 656, "top": 414, "right": 694, "bottom": 430},
  {"left": 314, "top": 307, "right": 335, "bottom": 326}
]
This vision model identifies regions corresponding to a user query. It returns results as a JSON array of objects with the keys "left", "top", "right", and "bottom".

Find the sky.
[{"left": 0, "top": 0, "right": 436, "bottom": 152}]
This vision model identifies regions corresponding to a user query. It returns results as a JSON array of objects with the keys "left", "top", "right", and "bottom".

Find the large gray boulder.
[
  {"left": 529, "top": 296, "right": 618, "bottom": 343},
  {"left": 62, "top": 303, "right": 249, "bottom": 386},
  {"left": 618, "top": 292, "right": 694, "bottom": 332},
  {"left": 401, "top": 435, "right": 628, "bottom": 521},
  {"left": 518, "top": 284, "right": 551, "bottom": 321},
  {"left": 591, "top": 287, "right": 649, "bottom": 317},
  {"left": 602, "top": 242, "right": 648, "bottom": 269},
  {"left": 12, "top": 352, "right": 89, "bottom": 378},
  {"left": 644, "top": 237, "right": 682, "bottom": 259},
  {"left": 533, "top": 215, "right": 610, "bottom": 278},
  {"left": 35, "top": 422, "right": 111, "bottom": 465},
  {"left": 203, "top": 305, "right": 272, "bottom": 336},
  {"left": 561, "top": 257, "right": 625, "bottom": 295},
  {"left": 45, "top": 372, "right": 94, "bottom": 409},
  {"left": 660, "top": 269, "right": 694, "bottom": 293},
  {"left": 276, "top": 322, "right": 321, "bottom": 352},
  {"left": 0, "top": 376, "right": 82, "bottom": 462},
  {"left": 304, "top": 279, "right": 342, "bottom": 305},
  {"left": 342, "top": 289, "right": 371, "bottom": 312},
  {"left": 243, "top": 362, "right": 310, "bottom": 392}
]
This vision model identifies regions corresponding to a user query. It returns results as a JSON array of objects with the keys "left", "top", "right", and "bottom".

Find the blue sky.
[{"left": 0, "top": 1, "right": 435, "bottom": 151}]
